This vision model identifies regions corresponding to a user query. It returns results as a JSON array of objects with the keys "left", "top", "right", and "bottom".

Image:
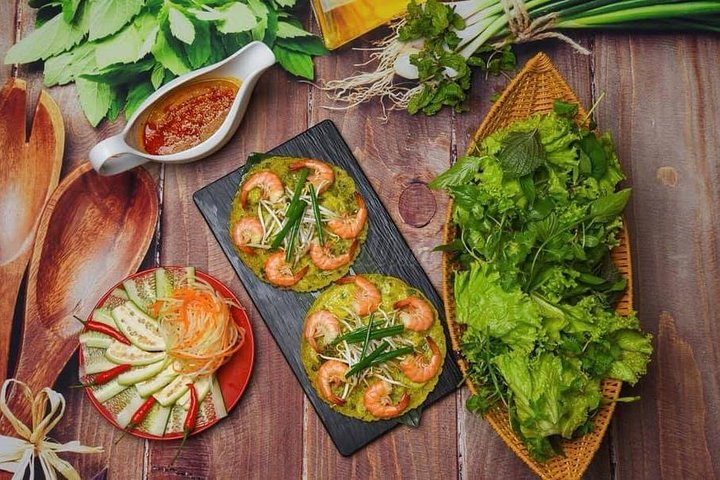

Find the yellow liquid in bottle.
[{"left": 311, "top": 0, "right": 410, "bottom": 49}]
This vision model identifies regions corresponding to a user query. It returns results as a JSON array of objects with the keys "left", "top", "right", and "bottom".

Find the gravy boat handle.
[{"left": 89, "top": 135, "right": 148, "bottom": 176}]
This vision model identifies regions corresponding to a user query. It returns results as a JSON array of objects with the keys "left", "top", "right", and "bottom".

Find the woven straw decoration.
[{"left": 441, "top": 53, "right": 633, "bottom": 480}]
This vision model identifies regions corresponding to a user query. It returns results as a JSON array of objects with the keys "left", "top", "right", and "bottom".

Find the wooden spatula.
[
  {"left": 0, "top": 163, "right": 158, "bottom": 433},
  {"left": 0, "top": 78, "right": 64, "bottom": 382}
]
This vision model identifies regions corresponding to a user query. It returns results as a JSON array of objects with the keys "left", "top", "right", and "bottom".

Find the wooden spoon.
[
  {"left": 1, "top": 162, "right": 158, "bottom": 431},
  {"left": 0, "top": 78, "right": 63, "bottom": 381}
]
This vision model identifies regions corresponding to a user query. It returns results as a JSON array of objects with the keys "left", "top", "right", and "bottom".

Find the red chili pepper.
[
  {"left": 115, "top": 396, "right": 157, "bottom": 445},
  {"left": 131, "top": 396, "right": 157, "bottom": 426},
  {"left": 74, "top": 314, "right": 130, "bottom": 345},
  {"left": 171, "top": 383, "right": 198, "bottom": 465},
  {"left": 85, "top": 364, "right": 131, "bottom": 386},
  {"left": 85, "top": 321, "right": 131, "bottom": 345}
]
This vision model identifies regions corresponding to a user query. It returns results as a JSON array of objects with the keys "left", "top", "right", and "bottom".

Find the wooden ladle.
[
  {"left": 1, "top": 162, "right": 158, "bottom": 431},
  {"left": 0, "top": 79, "right": 64, "bottom": 381}
]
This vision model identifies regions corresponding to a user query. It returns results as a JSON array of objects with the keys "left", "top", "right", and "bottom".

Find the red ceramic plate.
[{"left": 79, "top": 266, "right": 254, "bottom": 440}]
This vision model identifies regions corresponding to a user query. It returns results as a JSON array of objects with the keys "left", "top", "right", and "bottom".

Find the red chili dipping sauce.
[{"left": 141, "top": 78, "right": 240, "bottom": 155}]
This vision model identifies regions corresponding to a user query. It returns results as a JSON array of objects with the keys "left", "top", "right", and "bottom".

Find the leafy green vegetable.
[
  {"left": 6, "top": 0, "right": 326, "bottom": 126},
  {"left": 435, "top": 107, "right": 652, "bottom": 462},
  {"left": 497, "top": 129, "right": 546, "bottom": 179}
]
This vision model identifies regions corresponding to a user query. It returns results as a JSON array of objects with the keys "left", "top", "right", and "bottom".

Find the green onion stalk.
[{"left": 322, "top": 0, "right": 720, "bottom": 116}]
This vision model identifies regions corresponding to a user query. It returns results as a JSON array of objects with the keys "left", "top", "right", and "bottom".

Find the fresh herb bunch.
[
  {"left": 5, "top": 0, "right": 328, "bottom": 126},
  {"left": 399, "top": 0, "right": 514, "bottom": 115},
  {"left": 325, "top": 0, "right": 720, "bottom": 116},
  {"left": 431, "top": 101, "right": 652, "bottom": 461}
]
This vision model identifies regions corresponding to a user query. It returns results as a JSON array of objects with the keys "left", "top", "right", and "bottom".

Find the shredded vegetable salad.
[{"left": 152, "top": 277, "right": 245, "bottom": 377}]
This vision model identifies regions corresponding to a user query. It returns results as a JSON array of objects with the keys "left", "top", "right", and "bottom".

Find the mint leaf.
[
  {"left": 168, "top": 6, "right": 195, "bottom": 45},
  {"left": 94, "top": 13, "right": 158, "bottom": 69},
  {"left": 247, "top": 0, "right": 269, "bottom": 42},
  {"left": 5, "top": 3, "right": 89, "bottom": 64},
  {"left": 184, "top": 19, "right": 210, "bottom": 69},
  {"left": 87, "top": 0, "right": 144, "bottom": 41},
  {"left": 497, "top": 129, "right": 546, "bottom": 179},
  {"left": 76, "top": 77, "right": 112, "bottom": 127},
  {"left": 276, "top": 37, "right": 328, "bottom": 56},
  {"left": 150, "top": 62, "right": 165, "bottom": 89},
  {"left": 125, "top": 80, "right": 154, "bottom": 119},
  {"left": 276, "top": 21, "right": 312, "bottom": 39},
  {"left": 151, "top": 29, "right": 190, "bottom": 75},
  {"left": 61, "top": 0, "right": 82, "bottom": 23},
  {"left": 272, "top": 45, "right": 313, "bottom": 80},
  {"left": 43, "top": 42, "right": 97, "bottom": 86}
]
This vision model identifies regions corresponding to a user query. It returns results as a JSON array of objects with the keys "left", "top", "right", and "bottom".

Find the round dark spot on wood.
[
  {"left": 398, "top": 182, "right": 436, "bottom": 228},
  {"left": 656, "top": 166, "right": 678, "bottom": 187}
]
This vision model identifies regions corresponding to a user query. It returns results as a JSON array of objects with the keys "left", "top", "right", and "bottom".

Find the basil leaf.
[
  {"left": 553, "top": 99, "right": 578, "bottom": 118},
  {"left": 519, "top": 175, "right": 536, "bottom": 206},
  {"left": 277, "top": 37, "right": 329, "bottom": 56},
  {"left": 125, "top": 80, "right": 154, "bottom": 119},
  {"left": 168, "top": 6, "right": 195, "bottom": 45},
  {"left": 272, "top": 45, "right": 313, "bottom": 79},
  {"left": 429, "top": 155, "right": 483, "bottom": 189},
  {"left": 184, "top": 19, "right": 211, "bottom": 69},
  {"left": 497, "top": 129, "right": 546, "bottom": 179},
  {"left": 589, "top": 188, "right": 631, "bottom": 221},
  {"left": 580, "top": 133, "right": 608, "bottom": 180},
  {"left": 87, "top": 0, "right": 144, "bottom": 42},
  {"left": 76, "top": 77, "right": 112, "bottom": 127}
]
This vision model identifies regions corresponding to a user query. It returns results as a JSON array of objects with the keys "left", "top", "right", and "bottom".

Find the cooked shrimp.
[
  {"left": 240, "top": 171, "right": 284, "bottom": 207},
  {"left": 400, "top": 337, "right": 442, "bottom": 383},
  {"left": 363, "top": 380, "right": 410, "bottom": 419},
  {"left": 328, "top": 193, "right": 368, "bottom": 239},
  {"left": 289, "top": 159, "right": 335, "bottom": 194},
  {"left": 264, "top": 252, "right": 308, "bottom": 287},
  {"left": 304, "top": 310, "right": 341, "bottom": 353},
  {"left": 317, "top": 360, "right": 348, "bottom": 405},
  {"left": 336, "top": 275, "right": 381, "bottom": 316},
  {"left": 394, "top": 296, "right": 434, "bottom": 331},
  {"left": 231, "top": 217, "right": 264, "bottom": 255},
  {"left": 309, "top": 240, "right": 358, "bottom": 271}
]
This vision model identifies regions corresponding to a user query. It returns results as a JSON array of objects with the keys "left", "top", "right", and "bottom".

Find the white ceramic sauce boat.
[{"left": 89, "top": 41, "right": 275, "bottom": 176}]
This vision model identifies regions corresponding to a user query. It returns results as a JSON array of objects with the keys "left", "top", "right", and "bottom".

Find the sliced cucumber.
[
  {"left": 117, "top": 359, "right": 168, "bottom": 386},
  {"left": 111, "top": 302, "right": 165, "bottom": 351},
  {"left": 144, "top": 404, "right": 173, "bottom": 437},
  {"left": 153, "top": 374, "right": 192, "bottom": 407},
  {"left": 184, "top": 267, "right": 196, "bottom": 285},
  {"left": 123, "top": 279, "right": 149, "bottom": 313},
  {"left": 177, "top": 375, "right": 212, "bottom": 410},
  {"left": 79, "top": 331, "right": 112, "bottom": 349},
  {"left": 105, "top": 341, "right": 166, "bottom": 366},
  {"left": 115, "top": 391, "right": 147, "bottom": 428},
  {"left": 155, "top": 268, "right": 173, "bottom": 299},
  {"left": 84, "top": 356, "right": 120, "bottom": 375},
  {"left": 136, "top": 363, "right": 179, "bottom": 397},
  {"left": 211, "top": 375, "right": 227, "bottom": 419},
  {"left": 93, "top": 378, "right": 128, "bottom": 403},
  {"left": 111, "top": 288, "right": 128, "bottom": 300},
  {"left": 92, "top": 308, "right": 116, "bottom": 327}
]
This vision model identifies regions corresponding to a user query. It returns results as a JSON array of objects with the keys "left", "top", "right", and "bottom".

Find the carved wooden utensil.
[
  {"left": 0, "top": 78, "right": 64, "bottom": 382},
  {"left": 1, "top": 162, "right": 158, "bottom": 432}
]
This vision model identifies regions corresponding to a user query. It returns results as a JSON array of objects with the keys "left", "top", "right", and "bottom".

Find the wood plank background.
[{"left": 2, "top": 2, "right": 719, "bottom": 479}]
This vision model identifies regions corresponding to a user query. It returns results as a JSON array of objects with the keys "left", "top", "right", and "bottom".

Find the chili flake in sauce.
[{"left": 141, "top": 78, "right": 240, "bottom": 155}]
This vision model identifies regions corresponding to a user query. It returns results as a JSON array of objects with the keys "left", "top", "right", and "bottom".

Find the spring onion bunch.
[{"left": 323, "top": 0, "right": 720, "bottom": 116}]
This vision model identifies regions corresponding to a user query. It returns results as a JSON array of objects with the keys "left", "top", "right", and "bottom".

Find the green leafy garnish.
[
  {"left": 5, "top": 0, "right": 326, "bottom": 126},
  {"left": 434, "top": 106, "right": 652, "bottom": 462}
]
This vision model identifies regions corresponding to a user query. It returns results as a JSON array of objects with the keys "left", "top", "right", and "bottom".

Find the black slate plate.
[{"left": 193, "top": 120, "right": 462, "bottom": 456}]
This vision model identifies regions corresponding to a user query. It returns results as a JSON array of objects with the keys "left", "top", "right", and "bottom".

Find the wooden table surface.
[{"left": 2, "top": 2, "right": 719, "bottom": 479}]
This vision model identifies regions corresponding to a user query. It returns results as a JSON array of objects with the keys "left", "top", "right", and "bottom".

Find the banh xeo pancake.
[
  {"left": 229, "top": 155, "right": 368, "bottom": 292},
  {"left": 301, "top": 274, "right": 446, "bottom": 421}
]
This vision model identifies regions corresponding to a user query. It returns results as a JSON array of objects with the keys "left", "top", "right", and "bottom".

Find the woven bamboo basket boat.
[{"left": 441, "top": 53, "right": 633, "bottom": 480}]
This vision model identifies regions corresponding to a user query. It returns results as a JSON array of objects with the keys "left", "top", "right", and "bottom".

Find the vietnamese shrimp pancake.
[
  {"left": 141, "top": 78, "right": 240, "bottom": 155},
  {"left": 301, "top": 274, "right": 446, "bottom": 421},
  {"left": 229, "top": 155, "right": 368, "bottom": 292}
]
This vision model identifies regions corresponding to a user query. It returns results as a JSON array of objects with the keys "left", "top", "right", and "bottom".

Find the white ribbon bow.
[{"left": 0, "top": 379, "right": 103, "bottom": 480}]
